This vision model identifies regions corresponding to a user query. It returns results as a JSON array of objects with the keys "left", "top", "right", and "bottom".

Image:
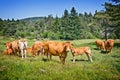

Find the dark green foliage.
[
  {"left": 0, "top": 7, "right": 118, "bottom": 39},
  {"left": 104, "top": 2, "right": 120, "bottom": 38},
  {"left": 109, "top": 0, "right": 120, "bottom": 3}
]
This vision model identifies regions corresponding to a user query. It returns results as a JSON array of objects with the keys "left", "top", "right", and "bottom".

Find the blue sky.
[{"left": 0, "top": 0, "right": 109, "bottom": 20}]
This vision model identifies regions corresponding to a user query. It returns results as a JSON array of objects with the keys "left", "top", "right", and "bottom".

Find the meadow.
[{"left": 0, "top": 38, "right": 120, "bottom": 80}]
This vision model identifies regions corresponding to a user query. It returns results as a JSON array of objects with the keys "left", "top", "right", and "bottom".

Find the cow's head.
[
  {"left": 64, "top": 41, "right": 73, "bottom": 52},
  {"left": 5, "top": 42, "right": 12, "bottom": 49}
]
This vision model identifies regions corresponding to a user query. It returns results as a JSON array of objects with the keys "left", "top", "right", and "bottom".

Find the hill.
[{"left": 20, "top": 17, "right": 45, "bottom": 22}]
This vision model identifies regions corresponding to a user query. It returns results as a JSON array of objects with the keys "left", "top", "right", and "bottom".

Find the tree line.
[{"left": 0, "top": 0, "right": 119, "bottom": 40}]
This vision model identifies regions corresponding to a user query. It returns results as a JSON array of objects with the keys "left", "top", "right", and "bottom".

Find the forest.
[{"left": 0, "top": 0, "right": 120, "bottom": 40}]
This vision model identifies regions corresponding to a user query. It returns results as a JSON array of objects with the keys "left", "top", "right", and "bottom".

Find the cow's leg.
[
  {"left": 35, "top": 50, "right": 37, "bottom": 56},
  {"left": 37, "top": 51, "right": 39, "bottom": 56},
  {"left": 38, "top": 49, "right": 42, "bottom": 56},
  {"left": 62, "top": 57, "right": 65, "bottom": 64},
  {"left": 73, "top": 56, "right": 75, "bottom": 63},
  {"left": 46, "top": 52, "right": 50, "bottom": 61},
  {"left": 108, "top": 47, "right": 112, "bottom": 53},
  {"left": 86, "top": 53, "right": 92, "bottom": 62},
  {"left": 41, "top": 48, "right": 45, "bottom": 56},
  {"left": 106, "top": 48, "right": 109, "bottom": 54},
  {"left": 14, "top": 49, "right": 18, "bottom": 56},
  {"left": 89, "top": 55, "right": 93, "bottom": 62},
  {"left": 32, "top": 50, "right": 37, "bottom": 56},
  {"left": 61, "top": 53, "right": 67, "bottom": 64},
  {"left": 24, "top": 50, "right": 27, "bottom": 58},
  {"left": 15, "top": 49, "right": 18, "bottom": 56},
  {"left": 49, "top": 54, "right": 52, "bottom": 60},
  {"left": 12, "top": 49, "right": 16, "bottom": 55},
  {"left": 18, "top": 50, "right": 21, "bottom": 56},
  {"left": 59, "top": 56, "right": 65, "bottom": 64},
  {"left": 39, "top": 48, "right": 44, "bottom": 56},
  {"left": 21, "top": 50, "right": 24, "bottom": 58}
]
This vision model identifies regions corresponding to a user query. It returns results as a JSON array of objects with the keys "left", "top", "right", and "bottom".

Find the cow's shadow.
[
  {"left": 41, "top": 58, "right": 49, "bottom": 62},
  {"left": 41, "top": 58, "right": 61, "bottom": 63},
  {"left": 93, "top": 47, "right": 109, "bottom": 54},
  {"left": 70, "top": 59, "right": 89, "bottom": 62},
  {"left": 94, "top": 48, "right": 99, "bottom": 50},
  {"left": 100, "top": 50, "right": 109, "bottom": 54}
]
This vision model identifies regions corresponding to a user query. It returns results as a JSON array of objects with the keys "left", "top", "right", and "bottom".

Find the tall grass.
[{"left": 0, "top": 39, "right": 120, "bottom": 80}]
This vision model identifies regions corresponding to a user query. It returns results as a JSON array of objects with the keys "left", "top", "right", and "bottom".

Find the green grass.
[{"left": 0, "top": 39, "right": 120, "bottom": 80}]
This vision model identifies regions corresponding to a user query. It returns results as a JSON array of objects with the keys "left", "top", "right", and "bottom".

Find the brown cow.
[
  {"left": 95, "top": 39, "right": 105, "bottom": 51},
  {"left": 4, "top": 48, "right": 13, "bottom": 55},
  {"left": 32, "top": 41, "right": 44, "bottom": 56},
  {"left": 5, "top": 40, "right": 20, "bottom": 55},
  {"left": 104, "top": 39, "right": 114, "bottom": 53},
  {"left": 71, "top": 47, "right": 92, "bottom": 63},
  {"left": 43, "top": 41, "right": 73, "bottom": 64}
]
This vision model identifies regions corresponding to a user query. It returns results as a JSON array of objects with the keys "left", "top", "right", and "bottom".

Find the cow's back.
[
  {"left": 46, "top": 42, "right": 63, "bottom": 56},
  {"left": 71, "top": 47, "right": 91, "bottom": 55},
  {"left": 11, "top": 40, "right": 19, "bottom": 50},
  {"left": 95, "top": 39, "right": 105, "bottom": 50},
  {"left": 95, "top": 40, "right": 103, "bottom": 46}
]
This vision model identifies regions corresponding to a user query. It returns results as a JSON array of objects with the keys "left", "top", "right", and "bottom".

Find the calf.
[{"left": 71, "top": 47, "right": 92, "bottom": 63}]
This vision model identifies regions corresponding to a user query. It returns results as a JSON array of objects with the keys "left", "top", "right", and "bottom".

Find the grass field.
[{"left": 0, "top": 38, "right": 120, "bottom": 80}]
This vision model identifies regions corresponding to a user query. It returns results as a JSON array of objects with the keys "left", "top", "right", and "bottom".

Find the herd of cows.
[{"left": 3, "top": 39, "right": 114, "bottom": 64}]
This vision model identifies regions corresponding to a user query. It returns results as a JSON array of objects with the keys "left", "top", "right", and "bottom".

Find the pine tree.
[
  {"left": 69, "top": 7, "right": 81, "bottom": 39},
  {"left": 104, "top": 0, "right": 120, "bottom": 38}
]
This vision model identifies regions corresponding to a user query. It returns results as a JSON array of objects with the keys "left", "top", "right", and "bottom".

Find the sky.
[{"left": 0, "top": 0, "right": 110, "bottom": 20}]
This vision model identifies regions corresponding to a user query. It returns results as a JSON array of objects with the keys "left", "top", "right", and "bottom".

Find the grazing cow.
[
  {"left": 4, "top": 48, "right": 13, "bottom": 55},
  {"left": 104, "top": 39, "right": 114, "bottom": 53},
  {"left": 18, "top": 39, "right": 27, "bottom": 58},
  {"left": 71, "top": 47, "right": 92, "bottom": 63},
  {"left": 32, "top": 41, "right": 44, "bottom": 56},
  {"left": 5, "top": 40, "right": 20, "bottom": 55},
  {"left": 43, "top": 41, "right": 73, "bottom": 64},
  {"left": 95, "top": 39, "right": 105, "bottom": 50}
]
